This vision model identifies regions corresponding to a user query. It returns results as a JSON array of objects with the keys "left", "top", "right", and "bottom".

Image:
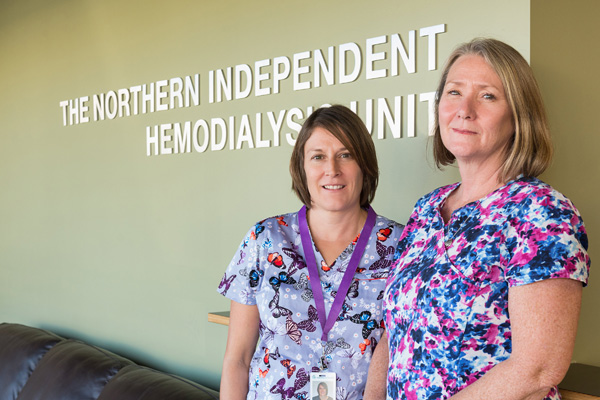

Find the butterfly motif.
[
  {"left": 218, "top": 273, "right": 236, "bottom": 292},
  {"left": 297, "top": 305, "right": 318, "bottom": 332},
  {"left": 236, "top": 249, "right": 246, "bottom": 265},
  {"left": 337, "top": 302, "right": 353, "bottom": 321},
  {"left": 276, "top": 215, "right": 288, "bottom": 226},
  {"left": 331, "top": 280, "right": 359, "bottom": 300},
  {"left": 369, "top": 240, "right": 395, "bottom": 272},
  {"left": 269, "top": 271, "right": 297, "bottom": 291},
  {"left": 377, "top": 290, "right": 384, "bottom": 300},
  {"left": 294, "top": 393, "right": 308, "bottom": 400},
  {"left": 292, "top": 273, "right": 313, "bottom": 302},
  {"left": 321, "top": 260, "right": 331, "bottom": 272},
  {"left": 370, "top": 336, "right": 379, "bottom": 353},
  {"left": 247, "top": 268, "right": 264, "bottom": 288},
  {"left": 268, "top": 291, "right": 292, "bottom": 318},
  {"left": 280, "top": 359, "right": 296, "bottom": 378},
  {"left": 358, "top": 338, "right": 371, "bottom": 355},
  {"left": 261, "top": 323, "right": 283, "bottom": 348},
  {"left": 377, "top": 226, "right": 393, "bottom": 241},
  {"left": 350, "top": 311, "right": 379, "bottom": 339},
  {"left": 263, "top": 346, "right": 281, "bottom": 367},
  {"left": 322, "top": 337, "right": 351, "bottom": 355},
  {"left": 269, "top": 368, "right": 309, "bottom": 399},
  {"left": 258, "top": 368, "right": 269, "bottom": 378},
  {"left": 338, "top": 347, "right": 363, "bottom": 369},
  {"left": 250, "top": 221, "right": 266, "bottom": 240},
  {"left": 267, "top": 252, "right": 284, "bottom": 268},
  {"left": 282, "top": 246, "right": 306, "bottom": 275},
  {"left": 285, "top": 316, "right": 302, "bottom": 345}
]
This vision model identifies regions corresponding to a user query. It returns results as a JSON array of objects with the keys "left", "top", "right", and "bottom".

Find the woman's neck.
[
  {"left": 306, "top": 206, "right": 367, "bottom": 265},
  {"left": 442, "top": 165, "right": 504, "bottom": 223}
]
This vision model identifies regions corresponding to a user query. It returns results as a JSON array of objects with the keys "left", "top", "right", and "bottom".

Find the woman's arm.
[
  {"left": 220, "top": 300, "right": 261, "bottom": 400},
  {"left": 364, "top": 330, "right": 389, "bottom": 400},
  {"left": 450, "top": 278, "right": 582, "bottom": 400}
]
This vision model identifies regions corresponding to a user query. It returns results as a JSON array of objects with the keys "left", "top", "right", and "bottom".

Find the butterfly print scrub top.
[
  {"left": 383, "top": 177, "right": 590, "bottom": 400},
  {"left": 218, "top": 210, "right": 403, "bottom": 400}
]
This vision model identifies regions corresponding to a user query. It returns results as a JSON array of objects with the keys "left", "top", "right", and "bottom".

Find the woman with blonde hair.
[{"left": 367, "top": 38, "right": 590, "bottom": 400}]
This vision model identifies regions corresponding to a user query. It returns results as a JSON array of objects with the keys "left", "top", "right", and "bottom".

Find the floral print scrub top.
[
  {"left": 384, "top": 177, "right": 590, "bottom": 400},
  {"left": 218, "top": 210, "right": 403, "bottom": 400}
]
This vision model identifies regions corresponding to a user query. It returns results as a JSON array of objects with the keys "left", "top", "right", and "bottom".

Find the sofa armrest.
[{"left": 0, "top": 323, "right": 64, "bottom": 400}]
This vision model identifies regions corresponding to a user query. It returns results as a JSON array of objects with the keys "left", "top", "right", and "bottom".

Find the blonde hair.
[{"left": 432, "top": 38, "right": 553, "bottom": 182}]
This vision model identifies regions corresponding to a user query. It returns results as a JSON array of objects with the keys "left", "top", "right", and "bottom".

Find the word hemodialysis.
[{"left": 145, "top": 94, "right": 435, "bottom": 156}]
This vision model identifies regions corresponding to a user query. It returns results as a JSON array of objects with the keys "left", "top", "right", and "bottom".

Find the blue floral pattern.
[
  {"left": 384, "top": 177, "right": 590, "bottom": 400},
  {"left": 219, "top": 211, "right": 403, "bottom": 400}
]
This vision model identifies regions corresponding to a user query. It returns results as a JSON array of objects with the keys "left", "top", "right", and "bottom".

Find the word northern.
[{"left": 59, "top": 75, "right": 200, "bottom": 126}]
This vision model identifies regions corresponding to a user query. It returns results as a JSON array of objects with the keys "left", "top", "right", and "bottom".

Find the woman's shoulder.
[{"left": 500, "top": 177, "right": 581, "bottom": 216}]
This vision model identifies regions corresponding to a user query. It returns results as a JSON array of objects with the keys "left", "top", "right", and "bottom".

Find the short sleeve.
[
  {"left": 216, "top": 223, "right": 265, "bottom": 305},
  {"left": 505, "top": 189, "right": 590, "bottom": 287}
]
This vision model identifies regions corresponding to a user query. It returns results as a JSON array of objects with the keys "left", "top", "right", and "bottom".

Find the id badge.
[{"left": 310, "top": 372, "right": 336, "bottom": 400}]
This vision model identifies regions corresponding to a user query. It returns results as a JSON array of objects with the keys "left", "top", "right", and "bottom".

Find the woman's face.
[
  {"left": 303, "top": 127, "right": 363, "bottom": 214},
  {"left": 438, "top": 54, "right": 514, "bottom": 170},
  {"left": 318, "top": 384, "right": 327, "bottom": 395}
]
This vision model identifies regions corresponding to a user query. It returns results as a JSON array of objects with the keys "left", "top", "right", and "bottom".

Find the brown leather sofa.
[{"left": 0, "top": 323, "right": 220, "bottom": 400}]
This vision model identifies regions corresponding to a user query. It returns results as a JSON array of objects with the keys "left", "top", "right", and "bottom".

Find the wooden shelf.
[
  {"left": 208, "top": 311, "right": 230, "bottom": 326},
  {"left": 559, "top": 363, "right": 600, "bottom": 399},
  {"left": 561, "top": 389, "right": 600, "bottom": 400}
]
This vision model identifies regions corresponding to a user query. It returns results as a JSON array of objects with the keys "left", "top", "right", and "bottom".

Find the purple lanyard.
[{"left": 298, "top": 205, "right": 376, "bottom": 342}]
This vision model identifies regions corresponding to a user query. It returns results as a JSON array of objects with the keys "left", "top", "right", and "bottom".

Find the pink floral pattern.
[{"left": 384, "top": 177, "right": 590, "bottom": 400}]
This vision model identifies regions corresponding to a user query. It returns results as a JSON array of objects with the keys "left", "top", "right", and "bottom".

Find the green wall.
[
  {"left": 5, "top": 0, "right": 593, "bottom": 391},
  {"left": 531, "top": 0, "right": 600, "bottom": 366}
]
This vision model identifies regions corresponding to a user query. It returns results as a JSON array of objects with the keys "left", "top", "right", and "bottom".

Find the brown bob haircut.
[
  {"left": 432, "top": 38, "right": 553, "bottom": 182},
  {"left": 289, "top": 105, "right": 378, "bottom": 208}
]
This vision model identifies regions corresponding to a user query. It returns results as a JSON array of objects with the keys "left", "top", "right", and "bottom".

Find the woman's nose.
[
  {"left": 457, "top": 96, "right": 475, "bottom": 120},
  {"left": 325, "top": 158, "right": 340, "bottom": 176}
]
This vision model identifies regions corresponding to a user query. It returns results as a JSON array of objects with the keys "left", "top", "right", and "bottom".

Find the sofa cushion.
[
  {"left": 17, "top": 339, "right": 133, "bottom": 400},
  {"left": 0, "top": 323, "right": 63, "bottom": 400},
  {"left": 97, "top": 365, "right": 220, "bottom": 400}
]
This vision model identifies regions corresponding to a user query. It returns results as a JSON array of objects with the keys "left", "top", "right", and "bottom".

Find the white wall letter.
[
  {"left": 420, "top": 24, "right": 446, "bottom": 71},
  {"left": 235, "top": 64, "right": 252, "bottom": 99},
  {"left": 255, "top": 59, "right": 271, "bottom": 97},
  {"left": 420, "top": 91, "right": 436, "bottom": 135},
  {"left": 174, "top": 121, "right": 191, "bottom": 153},
  {"left": 285, "top": 108, "right": 304, "bottom": 145},
  {"left": 366, "top": 36, "right": 387, "bottom": 80},
  {"left": 314, "top": 47, "right": 334, "bottom": 87},
  {"left": 273, "top": 56, "right": 290, "bottom": 94},
  {"left": 391, "top": 30, "right": 416, "bottom": 75},
  {"left": 192, "top": 119, "right": 209, "bottom": 153},
  {"left": 293, "top": 51, "right": 311, "bottom": 91},
  {"left": 339, "top": 42, "right": 361, "bottom": 84},
  {"left": 211, "top": 118, "right": 227, "bottom": 151},
  {"left": 146, "top": 125, "right": 159, "bottom": 156}
]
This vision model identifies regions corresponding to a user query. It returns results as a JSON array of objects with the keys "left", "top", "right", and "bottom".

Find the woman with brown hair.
[{"left": 218, "top": 105, "right": 403, "bottom": 399}]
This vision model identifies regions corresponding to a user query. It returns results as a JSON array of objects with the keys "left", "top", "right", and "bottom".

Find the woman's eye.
[
  {"left": 311, "top": 155, "right": 323, "bottom": 160},
  {"left": 447, "top": 89, "right": 460, "bottom": 96},
  {"left": 483, "top": 93, "right": 496, "bottom": 100},
  {"left": 340, "top": 153, "right": 352, "bottom": 159}
]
